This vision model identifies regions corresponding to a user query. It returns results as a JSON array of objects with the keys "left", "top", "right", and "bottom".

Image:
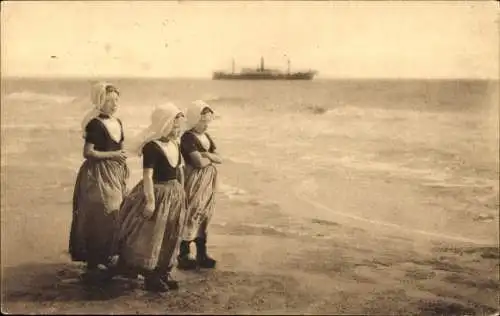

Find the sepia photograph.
[{"left": 1, "top": 0, "right": 499, "bottom": 314}]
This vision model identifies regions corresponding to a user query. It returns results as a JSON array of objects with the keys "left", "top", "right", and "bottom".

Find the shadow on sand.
[{"left": 2, "top": 262, "right": 140, "bottom": 305}]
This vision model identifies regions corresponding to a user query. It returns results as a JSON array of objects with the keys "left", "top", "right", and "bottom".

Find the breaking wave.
[{"left": 3, "top": 91, "right": 77, "bottom": 104}]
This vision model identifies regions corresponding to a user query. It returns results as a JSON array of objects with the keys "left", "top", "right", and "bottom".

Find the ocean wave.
[
  {"left": 218, "top": 182, "right": 248, "bottom": 199},
  {"left": 0, "top": 123, "right": 78, "bottom": 131},
  {"left": 299, "top": 152, "right": 455, "bottom": 184},
  {"left": 1, "top": 159, "right": 78, "bottom": 169},
  {"left": 303, "top": 104, "right": 330, "bottom": 115},
  {"left": 341, "top": 159, "right": 452, "bottom": 184},
  {"left": 202, "top": 95, "right": 248, "bottom": 105},
  {"left": 309, "top": 104, "right": 473, "bottom": 124},
  {"left": 3, "top": 91, "right": 77, "bottom": 104}
]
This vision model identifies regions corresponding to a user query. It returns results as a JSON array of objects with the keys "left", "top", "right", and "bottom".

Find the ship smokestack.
[
  {"left": 232, "top": 58, "right": 235, "bottom": 74},
  {"left": 260, "top": 56, "right": 264, "bottom": 72}
]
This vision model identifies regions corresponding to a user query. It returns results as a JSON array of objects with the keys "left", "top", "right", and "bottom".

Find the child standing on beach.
[
  {"left": 69, "top": 82, "right": 129, "bottom": 282},
  {"left": 177, "top": 100, "right": 222, "bottom": 270},
  {"left": 110, "top": 103, "right": 186, "bottom": 293}
]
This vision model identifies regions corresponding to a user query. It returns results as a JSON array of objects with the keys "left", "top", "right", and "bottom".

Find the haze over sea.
[{"left": 2, "top": 78, "right": 499, "bottom": 244}]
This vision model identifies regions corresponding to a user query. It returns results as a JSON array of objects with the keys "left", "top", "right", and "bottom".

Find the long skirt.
[
  {"left": 181, "top": 164, "right": 218, "bottom": 241},
  {"left": 112, "top": 180, "right": 186, "bottom": 271},
  {"left": 69, "top": 158, "right": 129, "bottom": 265}
]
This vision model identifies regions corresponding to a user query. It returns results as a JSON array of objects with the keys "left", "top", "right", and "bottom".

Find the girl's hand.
[
  {"left": 201, "top": 152, "right": 216, "bottom": 162},
  {"left": 201, "top": 151, "right": 222, "bottom": 164},
  {"left": 112, "top": 150, "right": 127, "bottom": 162},
  {"left": 143, "top": 200, "right": 155, "bottom": 219}
]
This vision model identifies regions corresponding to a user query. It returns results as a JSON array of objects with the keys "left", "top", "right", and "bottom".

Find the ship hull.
[{"left": 212, "top": 72, "right": 316, "bottom": 80}]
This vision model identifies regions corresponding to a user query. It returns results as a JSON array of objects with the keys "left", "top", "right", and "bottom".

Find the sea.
[{"left": 1, "top": 78, "right": 499, "bottom": 245}]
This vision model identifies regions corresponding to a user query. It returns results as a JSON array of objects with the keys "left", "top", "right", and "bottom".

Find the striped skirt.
[
  {"left": 112, "top": 180, "right": 186, "bottom": 271},
  {"left": 182, "top": 164, "right": 218, "bottom": 241},
  {"left": 69, "top": 159, "right": 129, "bottom": 264}
]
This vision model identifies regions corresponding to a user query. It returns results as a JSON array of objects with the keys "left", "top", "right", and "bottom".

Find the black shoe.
[
  {"left": 144, "top": 276, "right": 168, "bottom": 293},
  {"left": 177, "top": 255, "right": 198, "bottom": 270},
  {"left": 114, "top": 266, "right": 140, "bottom": 280},
  {"left": 121, "top": 270, "right": 140, "bottom": 280},
  {"left": 106, "top": 256, "right": 139, "bottom": 280},
  {"left": 80, "top": 271, "right": 97, "bottom": 284},
  {"left": 195, "top": 237, "right": 217, "bottom": 269},
  {"left": 197, "top": 255, "right": 217, "bottom": 269},
  {"left": 81, "top": 266, "right": 112, "bottom": 284},
  {"left": 100, "top": 269, "right": 117, "bottom": 283},
  {"left": 160, "top": 273, "right": 179, "bottom": 290}
]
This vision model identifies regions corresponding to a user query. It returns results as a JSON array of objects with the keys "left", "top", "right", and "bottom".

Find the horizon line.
[{"left": 2, "top": 75, "right": 499, "bottom": 81}]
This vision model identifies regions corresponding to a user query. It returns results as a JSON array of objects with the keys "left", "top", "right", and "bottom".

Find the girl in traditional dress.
[
  {"left": 177, "top": 100, "right": 222, "bottom": 270},
  {"left": 110, "top": 103, "right": 186, "bottom": 292},
  {"left": 69, "top": 82, "right": 129, "bottom": 281}
]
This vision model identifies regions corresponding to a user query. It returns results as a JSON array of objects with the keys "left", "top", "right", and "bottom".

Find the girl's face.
[
  {"left": 192, "top": 108, "right": 214, "bottom": 133},
  {"left": 165, "top": 113, "right": 184, "bottom": 139},
  {"left": 101, "top": 91, "right": 119, "bottom": 116}
]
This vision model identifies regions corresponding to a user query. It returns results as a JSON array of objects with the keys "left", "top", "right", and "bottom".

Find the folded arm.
[
  {"left": 201, "top": 151, "right": 222, "bottom": 164},
  {"left": 189, "top": 151, "right": 213, "bottom": 168},
  {"left": 83, "top": 143, "right": 126, "bottom": 161}
]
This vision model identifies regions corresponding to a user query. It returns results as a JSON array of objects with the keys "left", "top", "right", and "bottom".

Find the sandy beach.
[
  {"left": 1, "top": 78, "right": 499, "bottom": 314},
  {"left": 1, "top": 123, "right": 498, "bottom": 315}
]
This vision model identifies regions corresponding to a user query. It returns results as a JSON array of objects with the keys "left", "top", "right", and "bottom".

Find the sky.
[{"left": 1, "top": 1, "right": 498, "bottom": 79}]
